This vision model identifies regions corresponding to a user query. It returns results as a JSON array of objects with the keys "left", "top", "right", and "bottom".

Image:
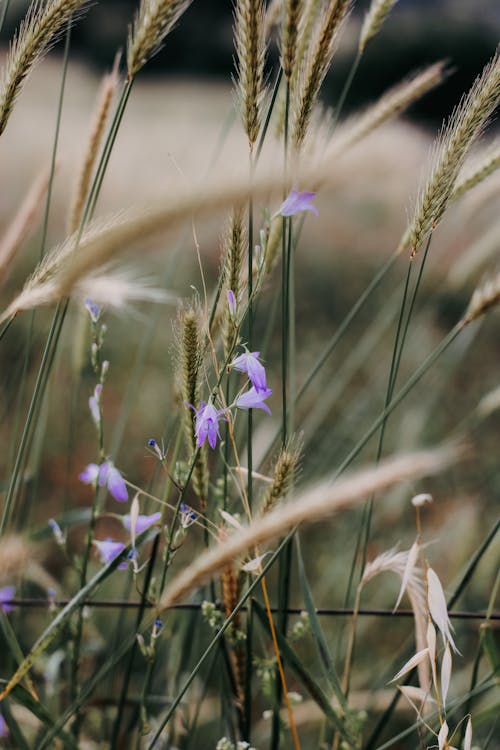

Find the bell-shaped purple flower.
[
  {"left": 236, "top": 386, "right": 272, "bottom": 415},
  {"left": 0, "top": 585, "right": 16, "bottom": 613},
  {"left": 231, "top": 349, "right": 267, "bottom": 392},
  {"left": 188, "top": 402, "right": 226, "bottom": 450},
  {"left": 85, "top": 298, "right": 101, "bottom": 323},
  {"left": 279, "top": 189, "right": 318, "bottom": 217},
  {"left": 93, "top": 538, "right": 127, "bottom": 568},
  {"left": 0, "top": 712, "right": 8, "bottom": 739},
  {"left": 79, "top": 460, "right": 128, "bottom": 502},
  {"left": 122, "top": 512, "right": 161, "bottom": 534}
]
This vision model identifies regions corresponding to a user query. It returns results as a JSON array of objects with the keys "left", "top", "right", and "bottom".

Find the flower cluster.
[{"left": 188, "top": 349, "right": 273, "bottom": 450}]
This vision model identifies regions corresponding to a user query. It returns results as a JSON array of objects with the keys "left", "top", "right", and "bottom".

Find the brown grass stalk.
[
  {"left": 281, "top": 0, "right": 303, "bottom": 80},
  {"left": 359, "top": 0, "right": 399, "bottom": 52},
  {"left": 68, "top": 56, "right": 120, "bottom": 234},
  {"left": 0, "top": 0, "right": 90, "bottom": 136},
  {"left": 401, "top": 49, "right": 500, "bottom": 256},
  {"left": 0, "top": 165, "right": 53, "bottom": 285},
  {"left": 234, "top": 0, "right": 267, "bottom": 147},
  {"left": 157, "top": 444, "right": 460, "bottom": 612},
  {"left": 127, "top": 0, "right": 194, "bottom": 79},
  {"left": 292, "top": 0, "right": 351, "bottom": 149}
]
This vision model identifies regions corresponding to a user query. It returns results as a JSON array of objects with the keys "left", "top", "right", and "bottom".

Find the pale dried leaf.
[
  {"left": 219, "top": 510, "right": 242, "bottom": 530},
  {"left": 130, "top": 493, "right": 140, "bottom": 548},
  {"left": 427, "top": 567, "right": 457, "bottom": 652},
  {"left": 427, "top": 620, "right": 438, "bottom": 692},
  {"left": 390, "top": 648, "right": 429, "bottom": 682},
  {"left": 394, "top": 539, "right": 420, "bottom": 611},
  {"left": 241, "top": 552, "right": 271, "bottom": 573},
  {"left": 464, "top": 717, "right": 472, "bottom": 750},
  {"left": 438, "top": 720, "right": 449, "bottom": 750},
  {"left": 441, "top": 643, "right": 452, "bottom": 707}
]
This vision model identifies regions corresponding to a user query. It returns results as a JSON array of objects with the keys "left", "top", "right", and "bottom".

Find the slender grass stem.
[
  {"left": 331, "top": 48, "right": 362, "bottom": 131},
  {"left": 0, "top": 0, "right": 10, "bottom": 33},
  {"left": 145, "top": 532, "right": 295, "bottom": 750}
]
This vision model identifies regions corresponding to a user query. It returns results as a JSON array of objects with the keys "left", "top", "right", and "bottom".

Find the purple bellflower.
[
  {"left": 279, "top": 189, "right": 318, "bottom": 217},
  {"left": 93, "top": 538, "right": 127, "bottom": 568},
  {"left": 79, "top": 460, "right": 128, "bottom": 502},
  {"left": 236, "top": 386, "right": 272, "bottom": 415},
  {"left": 231, "top": 349, "right": 267, "bottom": 392},
  {"left": 180, "top": 502, "right": 197, "bottom": 528},
  {"left": 0, "top": 585, "right": 16, "bottom": 613},
  {"left": 188, "top": 401, "right": 227, "bottom": 450},
  {"left": 122, "top": 512, "right": 161, "bottom": 534}
]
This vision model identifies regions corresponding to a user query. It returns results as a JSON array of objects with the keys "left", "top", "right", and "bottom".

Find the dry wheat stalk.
[
  {"left": 281, "top": 0, "right": 303, "bottom": 80},
  {"left": 359, "top": 0, "right": 399, "bottom": 52},
  {"left": 260, "top": 441, "right": 301, "bottom": 514},
  {"left": 401, "top": 49, "right": 500, "bottom": 256},
  {"left": 127, "top": 0, "right": 193, "bottom": 79},
  {"left": 68, "top": 57, "right": 120, "bottom": 233},
  {"left": 0, "top": 165, "right": 53, "bottom": 285},
  {"left": 264, "top": 0, "right": 282, "bottom": 38},
  {"left": 0, "top": 0, "right": 90, "bottom": 136},
  {"left": 222, "top": 208, "right": 246, "bottom": 357},
  {"left": 329, "top": 62, "right": 446, "bottom": 155},
  {"left": 234, "top": 0, "right": 267, "bottom": 147},
  {"left": 292, "top": 0, "right": 351, "bottom": 149},
  {"left": 157, "top": 444, "right": 460, "bottom": 612}
]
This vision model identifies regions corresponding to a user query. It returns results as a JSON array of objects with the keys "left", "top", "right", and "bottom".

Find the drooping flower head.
[
  {"left": 93, "top": 538, "right": 127, "bottom": 568},
  {"left": 231, "top": 349, "right": 267, "bottom": 392},
  {"left": 85, "top": 298, "right": 101, "bottom": 323},
  {"left": 0, "top": 585, "right": 16, "bottom": 613},
  {"left": 235, "top": 386, "right": 272, "bottom": 415},
  {"left": 279, "top": 189, "right": 318, "bottom": 217},
  {"left": 79, "top": 460, "right": 128, "bottom": 502},
  {"left": 188, "top": 401, "right": 227, "bottom": 450}
]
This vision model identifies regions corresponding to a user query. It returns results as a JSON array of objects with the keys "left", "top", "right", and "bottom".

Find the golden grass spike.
[
  {"left": 359, "top": 0, "right": 399, "bottom": 52},
  {"left": 0, "top": 0, "right": 91, "bottom": 137},
  {"left": 222, "top": 208, "right": 246, "bottom": 356},
  {"left": 234, "top": 0, "right": 267, "bottom": 147},
  {"left": 451, "top": 139, "right": 500, "bottom": 202},
  {"left": 281, "top": 0, "right": 303, "bottom": 80},
  {"left": 157, "top": 443, "right": 461, "bottom": 611},
  {"left": 329, "top": 62, "right": 446, "bottom": 154},
  {"left": 127, "top": 0, "right": 193, "bottom": 79},
  {"left": 401, "top": 49, "right": 500, "bottom": 256},
  {"left": 292, "top": 0, "right": 351, "bottom": 149},
  {"left": 260, "top": 441, "right": 301, "bottom": 514},
  {"left": 0, "top": 165, "right": 53, "bottom": 285},
  {"left": 68, "top": 55, "right": 120, "bottom": 233}
]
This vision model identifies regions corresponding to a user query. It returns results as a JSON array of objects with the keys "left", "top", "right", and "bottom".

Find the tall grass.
[{"left": 0, "top": 2, "right": 498, "bottom": 749}]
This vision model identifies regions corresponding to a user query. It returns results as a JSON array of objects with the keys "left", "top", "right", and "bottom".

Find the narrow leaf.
[
  {"left": 438, "top": 720, "right": 449, "bottom": 750},
  {"left": 252, "top": 599, "right": 354, "bottom": 744},
  {"left": 295, "top": 535, "right": 346, "bottom": 708}
]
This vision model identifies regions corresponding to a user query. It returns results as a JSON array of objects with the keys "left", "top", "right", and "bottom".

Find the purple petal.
[
  {"left": 246, "top": 354, "right": 267, "bottom": 392},
  {"left": 0, "top": 713, "right": 8, "bottom": 739},
  {"left": 0, "top": 585, "right": 16, "bottom": 613},
  {"left": 98, "top": 461, "right": 110, "bottom": 487},
  {"left": 94, "top": 539, "right": 126, "bottom": 566},
  {"left": 85, "top": 298, "right": 101, "bottom": 323},
  {"left": 227, "top": 289, "right": 237, "bottom": 316},
  {"left": 236, "top": 386, "right": 272, "bottom": 415},
  {"left": 106, "top": 466, "right": 128, "bottom": 502},
  {"left": 123, "top": 512, "right": 161, "bottom": 533},
  {"left": 279, "top": 189, "right": 318, "bottom": 217},
  {"left": 79, "top": 463, "right": 100, "bottom": 485}
]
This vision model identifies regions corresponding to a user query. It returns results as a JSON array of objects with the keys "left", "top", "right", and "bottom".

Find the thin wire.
[{"left": 5, "top": 599, "right": 498, "bottom": 619}]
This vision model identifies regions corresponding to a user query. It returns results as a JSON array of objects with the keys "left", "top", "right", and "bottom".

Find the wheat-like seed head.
[
  {"left": 222, "top": 208, "right": 246, "bottom": 357},
  {"left": 329, "top": 62, "right": 447, "bottom": 155},
  {"left": 359, "top": 0, "right": 399, "bottom": 52},
  {"left": 401, "top": 49, "right": 500, "bottom": 256},
  {"left": 68, "top": 56, "right": 121, "bottom": 234},
  {"left": 234, "top": 0, "right": 267, "bottom": 147},
  {"left": 281, "top": 0, "right": 303, "bottom": 80},
  {"left": 127, "top": 0, "right": 193, "bottom": 79},
  {"left": 260, "top": 440, "right": 302, "bottom": 514},
  {"left": 292, "top": 0, "right": 352, "bottom": 149},
  {"left": 0, "top": 0, "right": 91, "bottom": 136}
]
